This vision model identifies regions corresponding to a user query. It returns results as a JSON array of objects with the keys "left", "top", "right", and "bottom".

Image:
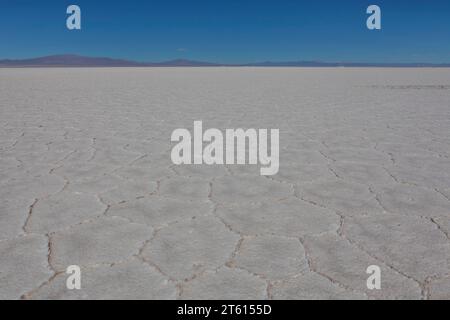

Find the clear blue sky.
[{"left": 1, "top": 0, "right": 449, "bottom": 63}]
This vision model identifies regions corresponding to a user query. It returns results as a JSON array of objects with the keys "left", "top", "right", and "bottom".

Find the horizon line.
[{"left": 1, "top": 54, "right": 450, "bottom": 68}]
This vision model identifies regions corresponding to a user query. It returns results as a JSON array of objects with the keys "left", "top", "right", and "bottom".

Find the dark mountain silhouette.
[
  {"left": 0, "top": 54, "right": 148, "bottom": 67},
  {"left": 0, "top": 54, "right": 449, "bottom": 67},
  {"left": 0, "top": 54, "right": 219, "bottom": 67}
]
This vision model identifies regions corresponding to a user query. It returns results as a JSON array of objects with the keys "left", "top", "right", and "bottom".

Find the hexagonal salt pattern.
[
  {"left": 231, "top": 235, "right": 308, "bottom": 280},
  {"left": 180, "top": 267, "right": 267, "bottom": 300},
  {"left": 1, "top": 68, "right": 450, "bottom": 299},
  {"left": 50, "top": 217, "right": 153, "bottom": 271},
  {"left": 271, "top": 272, "right": 367, "bottom": 300},
  {"left": 0, "top": 235, "right": 53, "bottom": 299},
  {"left": 30, "top": 259, "right": 177, "bottom": 300},
  {"left": 141, "top": 216, "right": 239, "bottom": 280}
]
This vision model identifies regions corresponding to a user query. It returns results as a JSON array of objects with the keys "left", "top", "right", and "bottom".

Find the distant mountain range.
[{"left": 1, "top": 54, "right": 449, "bottom": 68}]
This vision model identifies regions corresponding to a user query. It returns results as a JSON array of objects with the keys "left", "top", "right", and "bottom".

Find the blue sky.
[{"left": 1, "top": 0, "right": 449, "bottom": 63}]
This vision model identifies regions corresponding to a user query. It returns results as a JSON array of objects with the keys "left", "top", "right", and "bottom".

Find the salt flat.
[{"left": 1, "top": 67, "right": 449, "bottom": 300}]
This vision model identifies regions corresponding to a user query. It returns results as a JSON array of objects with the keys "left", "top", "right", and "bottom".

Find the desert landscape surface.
[{"left": 0, "top": 67, "right": 449, "bottom": 299}]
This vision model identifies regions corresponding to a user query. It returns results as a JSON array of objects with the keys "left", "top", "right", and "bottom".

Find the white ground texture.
[{"left": 0, "top": 68, "right": 449, "bottom": 300}]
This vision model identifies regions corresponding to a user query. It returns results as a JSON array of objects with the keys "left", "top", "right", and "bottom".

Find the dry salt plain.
[{"left": 1, "top": 67, "right": 450, "bottom": 300}]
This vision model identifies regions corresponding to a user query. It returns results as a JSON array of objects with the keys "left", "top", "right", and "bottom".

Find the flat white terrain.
[{"left": 1, "top": 68, "right": 449, "bottom": 299}]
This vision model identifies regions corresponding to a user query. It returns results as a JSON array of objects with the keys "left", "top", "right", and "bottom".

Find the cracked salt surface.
[{"left": 0, "top": 67, "right": 450, "bottom": 299}]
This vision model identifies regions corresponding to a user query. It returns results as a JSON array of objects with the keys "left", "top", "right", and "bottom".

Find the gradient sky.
[{"left": 1, "top": 0, "right": 449, "bottom": 63}]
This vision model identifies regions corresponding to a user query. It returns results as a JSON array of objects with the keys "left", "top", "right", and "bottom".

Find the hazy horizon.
[{"left": 2, "top": 53, "right": 450, "bottom": 66}]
